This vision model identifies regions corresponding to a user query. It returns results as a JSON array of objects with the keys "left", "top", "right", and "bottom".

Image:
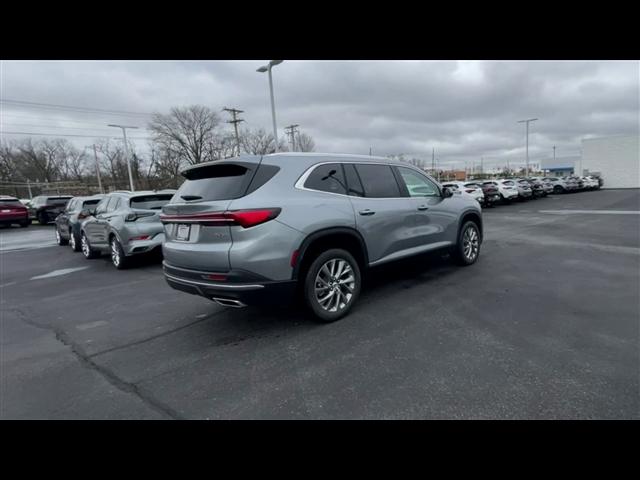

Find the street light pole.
[
  {"left": 257, "top": 60, "right": 283, "bottom": 152},
  {"left": 107, "top": 124, "right": 138, "bottom": 191},
  {"left": 92, "top": 144, "right": 104, "bottom": 194},
  {"left": 517, "top": 118, "right": 538, "bottom": 177}
]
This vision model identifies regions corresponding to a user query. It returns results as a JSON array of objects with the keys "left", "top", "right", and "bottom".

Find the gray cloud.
[{"left": 1, "top": 60, "right": 638, "bottom": 169}]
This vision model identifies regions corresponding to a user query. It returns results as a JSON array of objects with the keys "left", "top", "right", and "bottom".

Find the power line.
[
  {"left": 222, "top": 107, "right": 244, "bottom": 156},
  {"left": 1, "top": 130, "right": 151, "bottom": 140},
  {"left": 0, "top": 99, "right": 153, "bottom": 117},
  {"left": 0, "top": 113, "right": 148, "bottom": 128},
  {"left": 2, "top": 123, "right": 150, "bottom": 132}
]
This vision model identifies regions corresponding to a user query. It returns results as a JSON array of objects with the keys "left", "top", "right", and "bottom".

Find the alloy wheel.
[
  {"left": 314, "top": 258, "right": 356, "bottom": 313},
  {"left": 111, "top": 239, "right": 121, "bottom": 267},
  {"left": 81, "top": 235, "right": 90, "bottom": 257},
  {"left": 462, "top": 225, "right": 479, "bottom": 262},
  {"left": 55, "top": 229, "right": 61, "bottom": 245},
  {"left": 70, "top": 233, "right": 76, "bottom": 250}
]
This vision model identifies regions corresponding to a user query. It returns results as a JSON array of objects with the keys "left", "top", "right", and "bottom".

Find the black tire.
[
  {"left": 553, "top": 185, "right": 563, "bottom": 194},
  {"left": 20, "top": 219, "right": 30, "bottom": 228},
  {"left": 453, "top": 221, "right": 481, "bottom": 266},
  {"left": 81, "top": 232, "right": 100, "bottom": 259},
  {"left": 55, "top": 226, "right": 69, "bottom": 245},
  {"left": 69, "top": 230, "right": 81, "bottom": 252},
  {"left": 109, "top": 236, "right": 130, "bottom": 270},
  {"left": 303, "top": 248, "right": 361, "bottom": 323},
  {"left": 37, "top": 212, "right": 48, "bottom": 225}
]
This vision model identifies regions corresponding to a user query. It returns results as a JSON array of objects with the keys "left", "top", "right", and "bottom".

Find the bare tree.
[
  {"left": 296, "top": 131, "right": 316, "bottom": 152},
  {"left": 240, "top": 128, "right": 288, "bottom": 155},
  {"left": 148, "top": 105, "right": 223, "bottom": 165}
]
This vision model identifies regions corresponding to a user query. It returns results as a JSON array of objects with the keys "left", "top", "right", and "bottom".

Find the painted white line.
[
  {"left": 539, "top": 210, "right": 640, "bottom": 215},
  {"left": 30, "top": 266, "right": 89, "bottom": 280},
  {"left": 76, "top": 320, "right": 109, "bottom": 331}
]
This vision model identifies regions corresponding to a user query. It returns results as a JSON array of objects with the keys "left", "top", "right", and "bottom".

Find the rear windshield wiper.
[{"left": 180, "top": 195, "right": 202, "bottom": 201}]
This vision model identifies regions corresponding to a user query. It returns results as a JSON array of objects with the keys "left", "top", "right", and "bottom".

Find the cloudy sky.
[{"left": 1, "top": 60, "right": 638, "bottom": 169}]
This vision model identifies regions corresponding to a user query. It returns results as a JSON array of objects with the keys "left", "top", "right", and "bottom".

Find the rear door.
[
  {"left": 161, "top": 161, "right": 263, "bottom": 271},
  {"left": 346, "top": 163, "right": 415, "bottom": 265}
]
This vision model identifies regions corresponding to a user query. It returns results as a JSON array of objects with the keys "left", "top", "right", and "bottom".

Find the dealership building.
[{"left": 579, "top": 135, "right": 639, "bottom": 189}]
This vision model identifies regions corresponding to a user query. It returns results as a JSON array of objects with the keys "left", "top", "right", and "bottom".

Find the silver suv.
[
  {"left": 80, "top": 190, "right": 175, "bottom": 269},
  {"left": 161, "top": 153, "right": 482, "bottom": 322}
]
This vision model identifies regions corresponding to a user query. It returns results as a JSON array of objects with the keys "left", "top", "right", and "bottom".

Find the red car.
[{"left": 0, "top": 196, "right": 31, "bottom": 228}]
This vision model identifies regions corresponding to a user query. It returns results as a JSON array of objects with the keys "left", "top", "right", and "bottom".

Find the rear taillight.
[
  {"left": 126, "top": 212, "right": 155, "bottom": 222},
  {"left": 465, "top": 189, "right": 475, "bottom": 193},
  {"left": 161, "top": 208, "right": 281, "bottom": 228},
  {"left": 129, "top": 235, "right": 151, "bottom": 242}
]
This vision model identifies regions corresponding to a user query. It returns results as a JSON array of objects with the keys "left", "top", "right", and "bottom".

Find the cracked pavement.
[{"left": 1, "top": 189, "right": 639, "bottom": 419}]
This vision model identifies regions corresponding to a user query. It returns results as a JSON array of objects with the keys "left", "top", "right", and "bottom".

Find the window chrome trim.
[{"left": 294, "top": 161, "right": 440, "bottom": 200}]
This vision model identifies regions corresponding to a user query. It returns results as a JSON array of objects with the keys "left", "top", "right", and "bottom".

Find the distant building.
[
  {"left": 540, "top": 155, "right": 579, "bottom": 177},
  {"left": 580, "top": 135, "right": 639, "bottom": 189}
]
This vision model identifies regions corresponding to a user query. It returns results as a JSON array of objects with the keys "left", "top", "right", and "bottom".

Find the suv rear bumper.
[{"left": 163, "top": 261, "right": 296, "bottom": 307}]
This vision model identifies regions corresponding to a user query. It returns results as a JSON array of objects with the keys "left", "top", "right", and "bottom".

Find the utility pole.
[
  {"left": 27, "top": 180, "right": 33, "bottom": 199},
  {"left": 223, "top": 107, "right": 245, "bottom": 156},
  {"left": 553, "top": 145, "right": 556, "bottom": 164},
  {"left": 92, "top": 145, "right": 104, "bottom": 194},
  {"left": 284, "top": 124, "right": 299, "bottom": 152},
  {"left": 107, "top": 124, "right": 138, "bottom": 191},
  {"left": 480, "top": 157, "right": 484, "bottom": 175},
  {"left": 517, "top": 118, "right": 538, "bottom": 177},
  {"left": 431, "top": 148, "right": 435, "bottom": 176}
]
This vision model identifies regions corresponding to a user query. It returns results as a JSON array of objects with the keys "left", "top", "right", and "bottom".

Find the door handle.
[
  {"left": 358, "top": 209, "right": 375, "bottom": 216},
  {"left": 417, "top": 205, "right": 429, "bottom": 211}
]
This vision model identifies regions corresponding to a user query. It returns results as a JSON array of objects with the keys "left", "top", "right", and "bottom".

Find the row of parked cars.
[
  {"left": 2, "top": 156, "right": 603, "bottom": 322},
  {"left": 441, "top": 175, "right": 601, "bottom": 206}
]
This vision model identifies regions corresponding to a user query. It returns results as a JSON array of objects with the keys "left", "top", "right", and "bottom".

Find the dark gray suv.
[{"left": 161, "top": 153, "right": 482, "bottom": 322}]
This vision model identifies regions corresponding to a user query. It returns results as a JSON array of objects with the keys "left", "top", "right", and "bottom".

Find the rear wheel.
[
  {"left": 69, "top": 231, "right": 81, "bottom": 252},
  {"left": 553, "top": 185, "right": 563, "bottom": 194},
  {"left": 303, "top": 248, "right": 361, "bottom": 323},
  {"left": 110, "top": 236, "right": 130, "bottom": 270},
  {"left": 20, "top": 219, "right": 30, "bottom": 228},
  {"left": 81, "top": 232, "right": 100, "bottom": 259},
  {"left": 38, "top": 212, "right": 48, "bottom": 225},
  {"left": 454, "top": 221, "right": 481, "bottom": 266},
  {"left": 55, "top": 227, "right": 68, "bottom": 245}
]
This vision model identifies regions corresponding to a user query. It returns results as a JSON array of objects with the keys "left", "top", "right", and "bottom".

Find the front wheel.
[
  {"left": 38, "top": 212, "right": 48, "bottom": 225},
  {"left": 453, "top": 221, "right": 481, "bottom": 266},
  {"left": 69, "top": 231, "right": 81, "bottom": 252},
  {"left": 20, "top": 219, "right": 31, "bottom": 228},
  {"left": 303, "top": 249, "right": 361, "bottom": 323},
  {"left": 110, "top": 236, "right": 130, "bottom": 269}
]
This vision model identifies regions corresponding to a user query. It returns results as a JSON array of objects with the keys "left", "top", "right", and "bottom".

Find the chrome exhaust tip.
[{"left": 212, "top": 297, "right": 247, "bottom": 308}]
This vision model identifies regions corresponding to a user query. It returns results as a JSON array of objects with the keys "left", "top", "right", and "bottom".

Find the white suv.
[
  {"left": 441, "top": 181, "right": 484, "bottom": 204},
  {"left": 493, "top": 179, "right": 520, "bottom": 202}
]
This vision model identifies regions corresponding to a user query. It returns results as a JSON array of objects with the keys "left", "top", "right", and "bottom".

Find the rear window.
[
  {"left": 47, "top": 197, "right": 72, "bottom": 206},
  {"left": 176, "top": 162, "right": 278, "bottom": 202},
  {"left": 0, "top": 198, "right": 22, "bottom": 207},
  {"left": 354, "top": 164, "right": 402, "bottom": 198},
  {"left": 304, "top": 163, "right": 347, "bottom": 195},
  {"left": 502, "top": 180, "right": 515, "bottom": 186},
  {"left": 130, "top": 194, "right": 173, "bottom": 210}
]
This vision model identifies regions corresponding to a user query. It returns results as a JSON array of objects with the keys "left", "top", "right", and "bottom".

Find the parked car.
[
  {"left": 0, "top": 195, "right": 31, "bottom": 227},
  {"left": 160, "top": 153, "right": 483, "bottom": 322},
  {"left": 543, "top": 176, "right": 570, "bottom": 194},
  {"left": 441, "top": 181, "right": 484, "bottom": 205},
  {"left": 581, "top": 176, "right": 599, "bottom": 190},
  {"left": 29, "top": 195, "right": 73, "bottom": 224},
  {"left": 562, "top": 176, "right": 580, "bottom": 192},
  {"left": 493, "top": 179, "right": 520, "bottom": 202},
  {"left": 512, "top": 179, "right": 533, "bottom": 200},
  {"left": 79, "top": 190, "right": 175, "bottom": 269},
  {"left": 529, "top": 177, "right": 553, "bottom": 195},
  {"left": 525, "top": 178, "right": 547, "bottom": 197},
  {"left": 476, "top": 181, "right": 501, "bottom": 207},
  {"left": 54, "top": 195, "right": 106, "bottom": 251}
]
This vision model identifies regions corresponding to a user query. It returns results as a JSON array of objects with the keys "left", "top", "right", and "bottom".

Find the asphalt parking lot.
[{"left": 1, "top": 189, "right": 639, "bottom": 419}]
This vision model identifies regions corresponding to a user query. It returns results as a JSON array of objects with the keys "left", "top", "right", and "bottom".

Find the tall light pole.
[
  {"left": 517, "top": 118, "right": 538, "bottom": 177},
  {"left": 108, "top": 124, "right": 138, "bottom": 191},
  {"left": 256, "top": 60, "right": 283, "bottom": 152},
  {"left": 91, "top": 145, "right": 104, "bottom": 194}
]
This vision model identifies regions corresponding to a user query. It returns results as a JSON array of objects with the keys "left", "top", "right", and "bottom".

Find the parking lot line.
[{"left": 539, "top": 210, "right": 640, "bottom": 215}]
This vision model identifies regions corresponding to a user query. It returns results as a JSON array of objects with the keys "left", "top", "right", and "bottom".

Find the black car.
[
  {"left": 478, "top": 181, "right": 501, "bottom": 207},
  {"left": 30, "top": 195, "right": 73, "bottom": 225},
  {"left": 54, "top": 195, "right": 105, "bottom": 251}
]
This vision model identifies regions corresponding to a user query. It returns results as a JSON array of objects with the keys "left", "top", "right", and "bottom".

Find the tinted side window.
[
  {"left": 344, "top": 164, "right": 364, "bottom": 197},
  {"left": 107, "top": 197, "right": 121, "bottom": 212},
  {"left": 355, "top": 164, "right": 402, "bottom": 198},
  {"left": 304, "top": 163, "right": 347, "bottom": 195},
  {"left": 82, "top": 199, "right": 101, "bottom": 209}
]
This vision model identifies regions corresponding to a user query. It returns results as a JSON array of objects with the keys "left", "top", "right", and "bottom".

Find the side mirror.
[{"left": 442, "top": 187, "right": 454, "bottom": 198}]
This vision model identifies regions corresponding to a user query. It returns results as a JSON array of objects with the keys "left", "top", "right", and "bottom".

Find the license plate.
[{"left": 176, "top": 224, "right": 191, "bottom": 241}]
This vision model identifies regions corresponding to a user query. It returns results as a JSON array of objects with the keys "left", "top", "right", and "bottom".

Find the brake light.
[
  {"left": 465, "top": 189, "right": 475, "bottom": 193},
  {"left": 290, "top": 249, "right": 300, "bottom": 267},
  {"left": 126, "top": 212, "right": 155, "bottom": 222},
  {"left": 204, "top": 273, "right": 227, "bottom": 281},
  {"left": 160, "top": 208, "right": 281, "bottom": 228},
  {"left": 129, "top": 235, "right": 151, "bottom": 241}
]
